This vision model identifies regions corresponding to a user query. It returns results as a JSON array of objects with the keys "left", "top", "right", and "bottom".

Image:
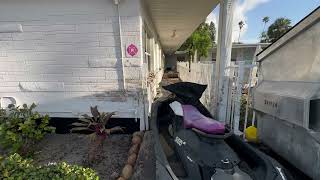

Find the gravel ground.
[{"left": 33, "top": 133, "right": 132, "bottom": 180}]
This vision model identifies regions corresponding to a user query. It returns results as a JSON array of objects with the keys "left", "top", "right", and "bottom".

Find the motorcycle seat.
[{"left": 182, "top": 105, "right": 225, "bottom": 135}]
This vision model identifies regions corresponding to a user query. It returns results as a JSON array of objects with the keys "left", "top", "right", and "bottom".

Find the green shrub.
[
  {"left": 0, "top": 103, "right": 55, "bottom": 155},
  {"left": 0, "top": 153, "right": 99, "bottom": 180},
  {"left": 239, "top": 95, "right": 254, "bottom": 131}
]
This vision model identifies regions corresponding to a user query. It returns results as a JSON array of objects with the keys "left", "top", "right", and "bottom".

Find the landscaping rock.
[
  {"left": 127, "top": 153, "right": 137, "bottom": 165},
  {"left": 129, "top": 144, "right": 139, "bottom": 155},
  {"left": 132, "top": 136, "right": 142, "bottom": 145},
  {"left": 121, "top": 164, "right": 133, "bottom": 179},
  {"left": 133, "top": 131, "right": 144, "bottom": 138}
]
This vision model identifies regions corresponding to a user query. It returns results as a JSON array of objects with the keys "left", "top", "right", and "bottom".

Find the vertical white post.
[
  {"left": 114, "top": 0, "right": 126, "bottom": 91},
  {"left": 214, "top": 0, "right": 235, "bottom": 122},
  {"left": 251, "top": 112, "right": 256, "bottom": 126},
  {"left": 234, "top": 61, "right": 244, "bottom": 135},
  {"left": 225, "top": 64, "right": 235, "bottom": 125},
  {"left": 243, "top": 67, "right": 252, "bottom": 139},
  {"left": 140, "top": 21, "right": 147, "bottom": 131},
  {"left": 243, "top": 45, "right": 261, "bottom": 138},
  {"left": 152, "top": 39, "right": 156, "bottom": 72},
  {"left": 251, "top": 45, "right": 261, "bottom": 126}
]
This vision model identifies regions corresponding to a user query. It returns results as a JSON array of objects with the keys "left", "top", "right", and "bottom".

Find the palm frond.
[
  {"left": 71, "top": 122, "right": 89, "bottom": 127},
  {"left": 88, "top": 132, "right": 96, "bottom": 140},
  {"left": 70, "top": 127, "right": 93, "bottom": 132},
  {"left": 105, "top": 126, "right": 124, "bottom": 135},
  {"left": 78, "top": 118, "right": 92, "bottom": 123},
  {"left": 101, "top": 112, "right": 116, "bottom": 125},
  {"left": 81, "top": 114, "right": 92, "bottom": 121},
  {"left": 90, "top": 106, "right": 100, "bottom": 121},
  {"left": 100, "top": 112, "right": 106, "bottom": 123}
]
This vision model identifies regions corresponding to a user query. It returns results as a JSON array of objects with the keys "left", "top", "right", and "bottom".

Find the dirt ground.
[{"left": 33, "top": 133, "right": 132, "bottom": 180}]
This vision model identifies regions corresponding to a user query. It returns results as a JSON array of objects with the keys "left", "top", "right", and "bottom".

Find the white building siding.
[
  {"left": 0, "top": 0, "right": 145, "bottom": 122},
  {"left": 140, "top": 0, "right": 165, "bottom": 120}
]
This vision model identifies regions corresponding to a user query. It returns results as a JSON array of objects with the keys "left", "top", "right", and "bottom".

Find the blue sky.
[{"left": 206, "top": 0, "right": 320, "bottom": 43}]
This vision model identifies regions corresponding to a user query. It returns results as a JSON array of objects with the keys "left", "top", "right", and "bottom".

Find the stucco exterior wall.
[
  {"left": 254, "top": 9, "right": 320, "bottom": 179},
  {"left": 260, "top": 20, "right": 320, "bottom": 82},
  {"left": 177, "top": 62, "right": 215, "bottom": 114},
  {"left": 0, "top": 0, "right": 146, "bottom": 123}
]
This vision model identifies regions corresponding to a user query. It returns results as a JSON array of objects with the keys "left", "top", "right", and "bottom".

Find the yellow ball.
[{"left": 245, "top": 126, "right": 258, "bottom": 143}]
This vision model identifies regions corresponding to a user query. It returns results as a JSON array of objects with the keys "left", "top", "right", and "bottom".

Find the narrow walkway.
[
  {"left": 158, "top": 71, "right": 311, "bottom": 180},
  {"left": 159, "top": 71, "right": 181, "bottom": 97}
]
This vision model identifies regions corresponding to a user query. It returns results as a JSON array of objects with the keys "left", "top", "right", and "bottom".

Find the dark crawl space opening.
[{"left": 49, "top": 118, "right": 140, "bottom": 134}]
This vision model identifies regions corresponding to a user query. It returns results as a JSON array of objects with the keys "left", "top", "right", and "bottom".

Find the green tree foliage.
[
  {"left": 240, "top": 95, "right": 253, "bottom": 132},
  {"left": 260, "top": 31, "right": 269, "bottom": 43},
  {"left": 0, "top": 153, "right": 99, "bottom": 180},
  {"left": 261, "top": 17, "right": 292, "bottom": 43},
  {"left": 209, "top": 22, "right": 216, "bottom": 45},
  {"left": 0, "top": 104, "right": 55, "bottom": 155},
  {"left": 179, "top": 22, "right": 215, "bottom": 59}
]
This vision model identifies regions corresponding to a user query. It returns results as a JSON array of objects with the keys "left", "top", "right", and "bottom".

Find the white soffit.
[{"left": 144, "top": 0, "right": 219, "bottom": 54}]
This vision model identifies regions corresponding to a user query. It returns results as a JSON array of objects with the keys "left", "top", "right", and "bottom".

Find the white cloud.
[
  {"left": 206, "top": 0, "right": 269, "bottom": 43},
  {"left": 232, "top": 0, "right": 269, "bottom": 42}
]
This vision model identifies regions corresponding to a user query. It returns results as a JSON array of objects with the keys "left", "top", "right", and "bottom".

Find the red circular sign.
[{"left": 127, "top": 44, "right": 138, "bottom": 57}]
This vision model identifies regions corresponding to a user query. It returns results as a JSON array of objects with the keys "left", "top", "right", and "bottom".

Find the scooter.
[{"left": 151, "top": 82, "right": 291, "bottom": 180}]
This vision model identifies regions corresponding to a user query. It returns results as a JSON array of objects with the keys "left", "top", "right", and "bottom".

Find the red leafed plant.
[{"left": 71, "top": 106, "right": 123, "bottom": 164}]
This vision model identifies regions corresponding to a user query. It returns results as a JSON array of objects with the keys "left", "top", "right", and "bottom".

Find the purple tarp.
[{"left": 182, "top": 105, "right": 225, "bottom": 134}]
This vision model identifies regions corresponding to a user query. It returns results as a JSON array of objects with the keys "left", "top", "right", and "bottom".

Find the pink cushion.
[{"left": 182, "top": 105, "right": 225, "bottom": 134}]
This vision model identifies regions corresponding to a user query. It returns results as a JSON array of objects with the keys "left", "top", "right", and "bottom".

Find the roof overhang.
[
  {"left": 211, "top": 43, "right": 271, "bottom": 49},
  {"left": 144, "top": 0, "right": 219, "bottom": 54}
]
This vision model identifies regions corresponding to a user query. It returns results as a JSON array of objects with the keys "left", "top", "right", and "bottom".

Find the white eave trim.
[
  {"left": 257, "top": 7, "right": 320, "bottom": 62},
  {"left": 212, "top": 43, "right": 270, "bottom": 49}
]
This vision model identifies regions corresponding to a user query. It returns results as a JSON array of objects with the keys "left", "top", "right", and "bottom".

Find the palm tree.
[
  {"left": 260, "top": 16, "right": 270, "bottom": 42},
  {"left": 262, "top": 16, "right": 270, "bottom": 32},
  {"left": 238, "top": 21, "right": 245, "bottom": 43}
]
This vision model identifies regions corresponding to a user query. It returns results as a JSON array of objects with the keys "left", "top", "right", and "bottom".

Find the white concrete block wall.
[{"left": 0, "top": 0, "right": 146, "bottom": 122}]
